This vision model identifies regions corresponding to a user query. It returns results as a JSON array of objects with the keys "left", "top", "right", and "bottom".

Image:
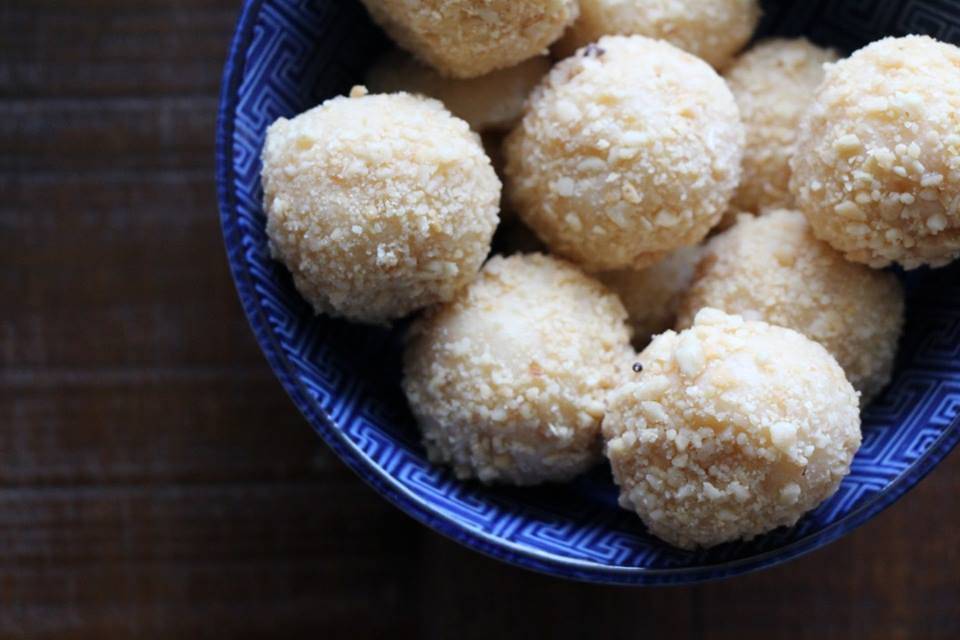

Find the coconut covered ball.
[
  {"left": 504, "top": 36, "right": 744, "bottom": 271},
  {"left": 603, "top": 308, "right": 861, "bottom": 549},
  {"left": 366, "top": 51, "right": 551, "bottom": 132},
  {"left": 403, "top": 253, "right": 633, "bottom": 485},
  {"left": 676, "top": 210, "right": 904, "bottom": 404},
  {"left": 725, "top": 38, "right": 839, "bottom": 214},
  {"left": 790, "top": 35, "right": 960, "bottom": 269},
  {"left": 553, "top": 0, "right": 761, "bottom": 69},
  {"left": 262, "top": 88, "right": 500, "bottom": 324},
  {"left": 598, "top": 245, "right": 702, "bottom": 349},
  {"left": 359, "top": 0, "right": 577, "bottom": 79}
]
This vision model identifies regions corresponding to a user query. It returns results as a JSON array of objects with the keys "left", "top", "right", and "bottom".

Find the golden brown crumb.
[
  {"left": 791, "top": 35, "right": 960, "bottom": 269},
  {"left": 403, "top": 254, "right": 633, "bottom": 485},
  {"left": 505, "top": 36, "right": 744, "bottom": 271},
  {"left": 261, "top": 90, "right": 499, "bottom": 324},
  {"left": 676, "top": 210, "right": 904, "bottom": 405},
  {"left": 724, "top": 38, "right": 839, "bottom": 215},
  {"left": 359, "top": 0, "right": 577, "bottom": 78},
  {"left": 553, "top": 0, "right": 760, "bottom": 69},
  {"left": 603, "top": 308, "right": 861, "bottom": 549}
]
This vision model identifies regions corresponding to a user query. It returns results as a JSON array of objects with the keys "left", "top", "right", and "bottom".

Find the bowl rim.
[{"left": 215, "top": 0, "right": 960, "bottom": 585}]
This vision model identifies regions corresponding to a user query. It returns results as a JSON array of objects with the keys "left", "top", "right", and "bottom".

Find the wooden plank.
[
  {"left": 0, "top": 484, "right": 413, "bottom": 564},
  {"left": 0, "top": 170, "right": 266, "bottom": 370},
  {"left": 694, "top": 459, "right": 960, "bottom": 639},
  {"left": 0, "top": 98, "right": 217, "bottom": 173},
  {"left": 1, "top": 1, "right": 236, "bottom": 99},
  {"left": 0, "top": 376, "right": 345, "bottom": 485},
  {"left": 0, "top": 484, "right": 419, "bottom": 638},
  {"left": 415, "top": 453, "right": 960, "bottom": 639},
  {"left": 416, "top": 531, "right": 697, "bottom": 638},
  {"left": 4, "top": 0, "right": 960, "bottom": 636}
]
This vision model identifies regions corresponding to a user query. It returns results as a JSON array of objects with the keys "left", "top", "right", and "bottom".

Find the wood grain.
[{"left": 2, "top": 1, "right": 959, "bottom": 638}]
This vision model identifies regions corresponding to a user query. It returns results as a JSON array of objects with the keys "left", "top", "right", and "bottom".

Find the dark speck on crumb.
[
  {"left": 582, "top": 43, "right": 605, "bottom": 58},
  {"left": 632, "top": 362, "right": 643, "bottom": 373}
]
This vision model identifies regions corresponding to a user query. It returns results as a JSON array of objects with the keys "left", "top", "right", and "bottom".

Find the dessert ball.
[
  {"left": 262, "top": 88, "right": 500, "bottom": 324},
  {"left": 359, "top": 0, "right": 577, "bottom": 78},
  {"left": 504, "top": 36, "right": 744, "bottom": 271},
  {"left": 403, "top": 254, "right": 633, "bottom": 485},
  {"left": 366, "top": 51, "right": 551, "bottom": 132},
  {"left": 603, "top": 308, "right": 861, "bottom": 549},
  {"left": 553, "top": 0, "right": 760, "bottom": 69},
  {"left": 790, "top": 36, "right": 960, "bottom": 269},
  {"left": 676, "top": 210, "right": 904, "bottom": 404},
  {"left": 598, "top": 245, "right": 702, "bottom": 348},
  {"left": 725, "top": 38, "right": 839, "bottom": 214}
]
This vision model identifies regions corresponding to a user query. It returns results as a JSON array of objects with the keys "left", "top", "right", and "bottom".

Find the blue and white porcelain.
[{"left": 216, "top": 0, "right": 960, "bottom": 584}]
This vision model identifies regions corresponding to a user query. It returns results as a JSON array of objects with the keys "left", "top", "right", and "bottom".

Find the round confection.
[
  {"left": 598, "top": 245, "right": 701, "bottom": 349},
  {"left": 359, "top": 0, "right": 577, "bottom": 78},
  {"left": 262, "top": 88, "right": 500, "bottom": 324},
  {"left": 553, "top": 0, "right": 760, "bottom": 69},
  {"left": 790, "top": 35, "right": 960, "bottom": 269},
  {"left": 403, "top": 253, "right": 633, "bottom": 485},
  {"left": 366, "top": 51, "right": 551, "bottom": 132},
  {"left": 676, "top": 210, "right": 904, "bottom": 405},
  {"left": 603, "top": 308, "right": 861, "bottom": 549},
  {"left": 504, "top": 36, "right": 744, "bottom": 271},
  {"left": 725, "top": 38, "right": 839, "bottom": 214}
]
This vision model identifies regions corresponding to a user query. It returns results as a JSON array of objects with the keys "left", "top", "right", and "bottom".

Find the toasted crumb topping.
[
  {"left": 359, "top": 0, "right": 578, "bottom": 78},
  {"left": 261, "top": 91, "right": 500, "bottom": 324},
  {"left": 677, "top": 210, "right": 904, "bottom": 404},
  {"left": 553, "top": 0, "right": 760, "bottom": 70},
  {"left": 505, "top": 35, "right": 744, "bottom": 271},
  {"left": 724, "top": 38, "right": 839, "bottom": 215},
  {"left": 403, "top": 254, "right": 634, "bottom": 485},
  {"left": 790, "top": 35, "right": 960, "bottom": 269},
  {"left": 603, "top": 308, "right": 861, "bottom": 549}
]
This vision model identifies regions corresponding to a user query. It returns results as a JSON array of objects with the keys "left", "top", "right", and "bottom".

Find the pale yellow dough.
[
  {"left": 598, "top": 245, "right": 702, "bottom": 349},
  {"left": 366, "top": 51, "right": 551, "bottom": 132}
]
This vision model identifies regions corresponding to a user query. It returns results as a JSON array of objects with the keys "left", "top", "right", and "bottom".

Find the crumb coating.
[
  {"left": 262, "top": 89, "right": 499, "bottom": 324},
  {"left": 403, "top": 254, "right": 633, "bottom": 485},
  {"left": 505, "top": 36, "right": 744, "bottom": 271},
  {"left": 725, "top": 38, "right": 839, "bottom": 214},
  {"left": 359, "top": 0, "right": 577, "bottom": 78},
  {"left": 554, "top": 0, "right": 760, "bottom": 69},
  {"left": 790, "top": 36, "right": 960, "bottom": 269},
  {"left": 676, "top": 210, "right": 903, "bottom": 405},
  {"left": 603, "top": 308, "right": 861, "bottom": 549}
]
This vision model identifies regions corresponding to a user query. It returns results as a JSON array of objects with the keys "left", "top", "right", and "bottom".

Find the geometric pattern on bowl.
[{"left": 216, "top": 0, "right": 960, "bottom": 583}]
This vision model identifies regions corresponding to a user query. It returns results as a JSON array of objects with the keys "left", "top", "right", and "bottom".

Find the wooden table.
[{"left": 3, "top": 2, "right": 959, "bottom": 637}]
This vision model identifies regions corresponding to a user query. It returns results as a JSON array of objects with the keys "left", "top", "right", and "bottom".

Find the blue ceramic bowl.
[{"left": 216, "top": 0, "right": 960, "bottom": 584}]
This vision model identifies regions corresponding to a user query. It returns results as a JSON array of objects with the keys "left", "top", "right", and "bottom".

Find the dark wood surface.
[{"left": 3, "top": 2, "right": 959, "bottom": 638}]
